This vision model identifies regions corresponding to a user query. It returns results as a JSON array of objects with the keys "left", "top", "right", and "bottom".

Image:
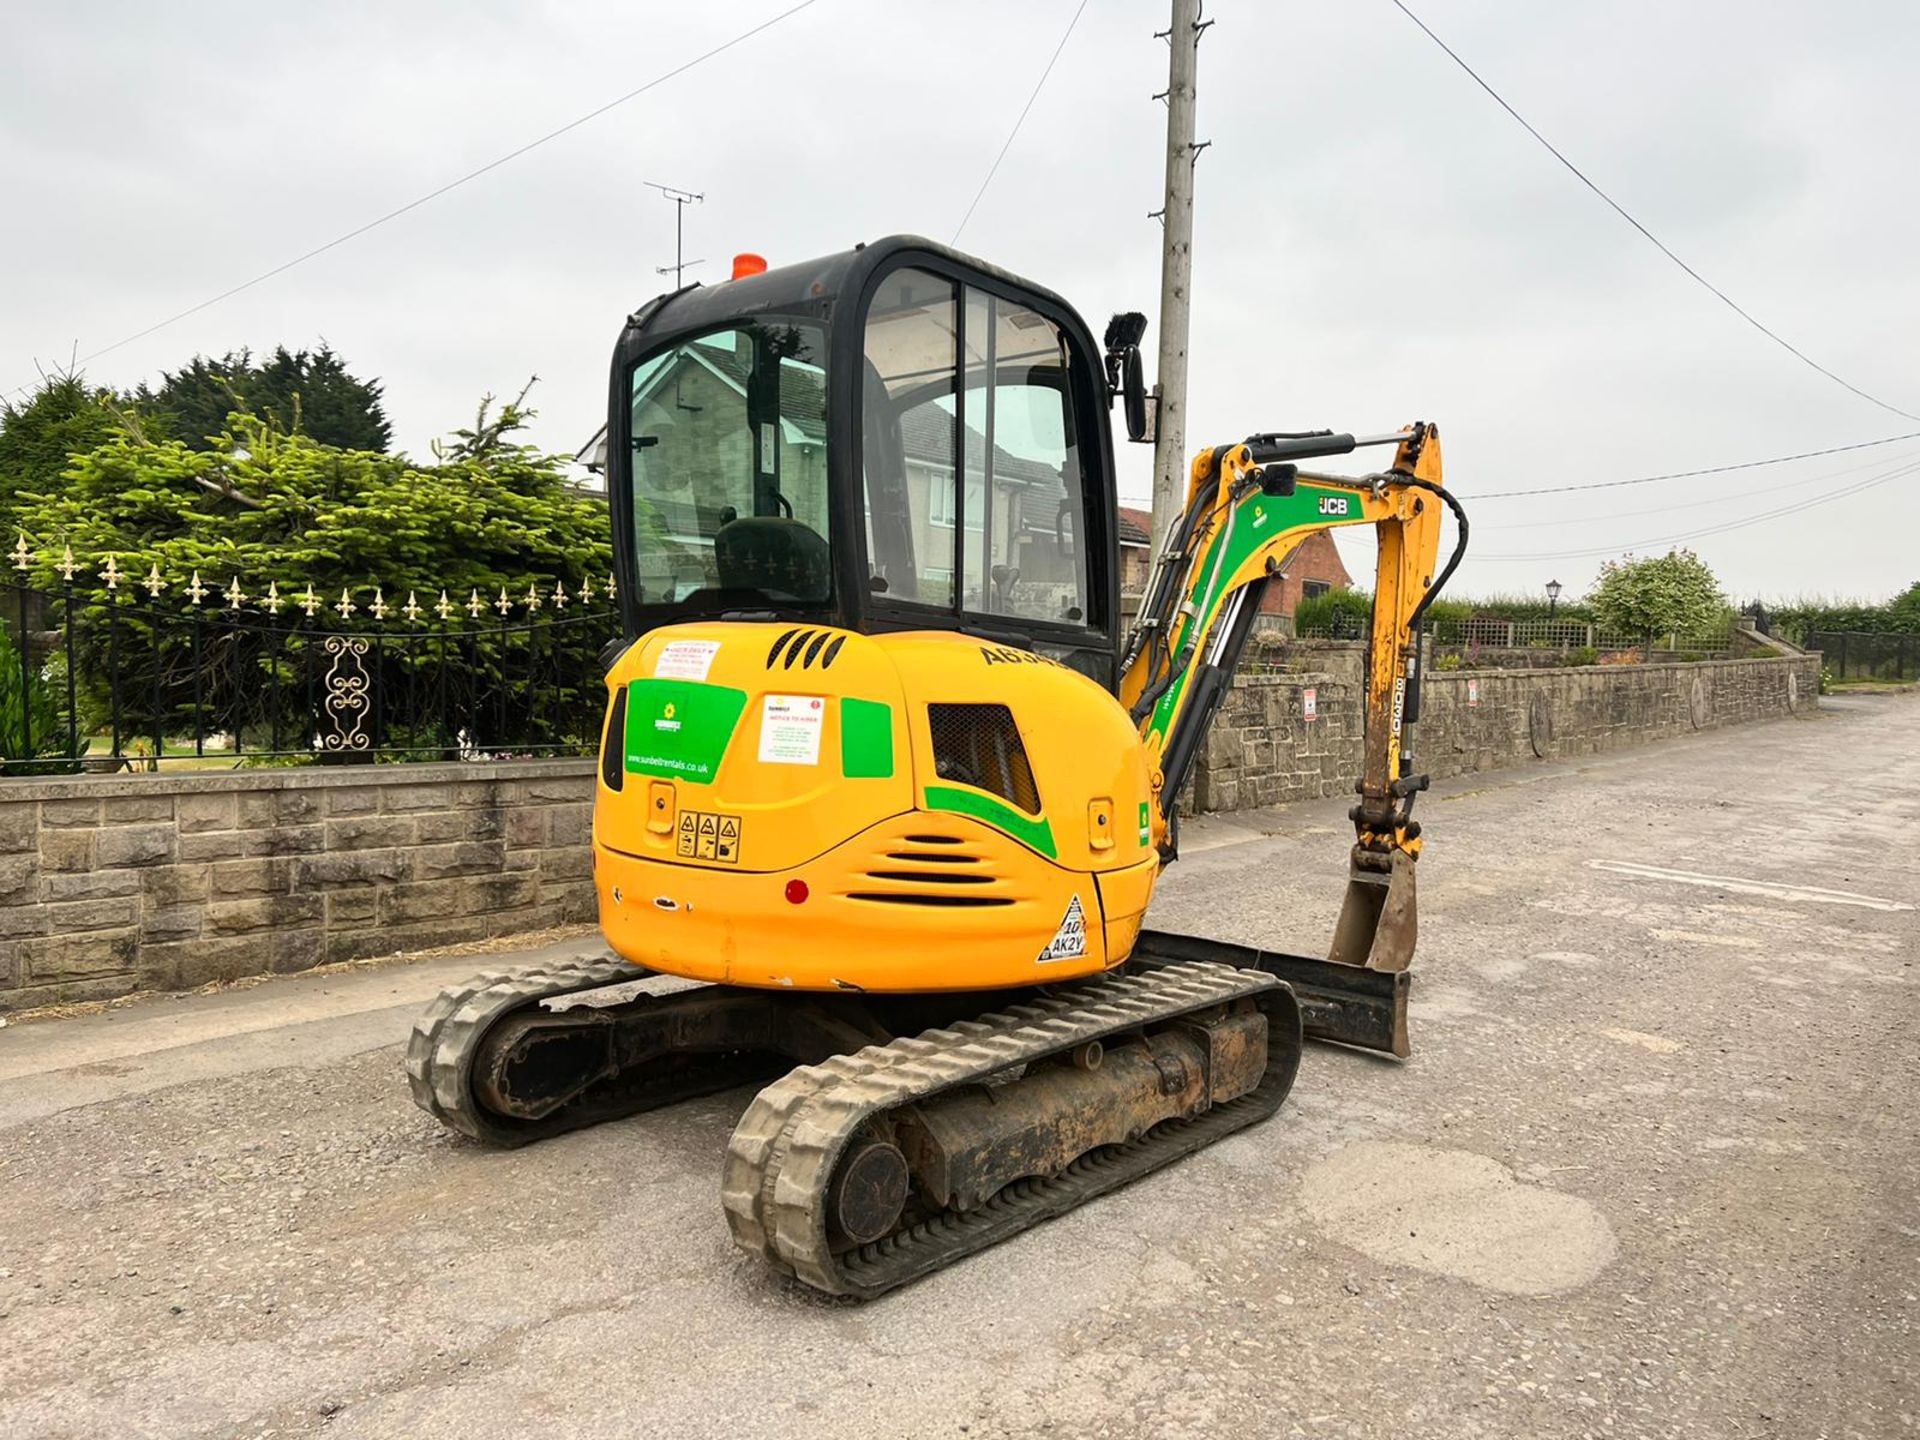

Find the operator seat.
[{"left": 714, "top": 515, "right": 831, "bottom": 600}]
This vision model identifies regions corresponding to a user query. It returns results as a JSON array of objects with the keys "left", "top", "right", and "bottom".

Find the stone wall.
[
  {"left": 1190, "top": 653, "right": 1821, "bottom": 813},
  {"left": 0, "top": 653, "right": 1824, "bottom": 1010},
  {"left": 0, "top": 760, "right": 596, "bottom": 1012}
]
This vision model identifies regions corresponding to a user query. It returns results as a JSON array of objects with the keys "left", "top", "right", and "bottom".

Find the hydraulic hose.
[{"left": 1402, "top": 477, "right": 1470, "bottom": 633}]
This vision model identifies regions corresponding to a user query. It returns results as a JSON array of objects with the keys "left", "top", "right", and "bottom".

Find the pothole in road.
[{"left": 1298, "top": 1142, "right": 1616, "bottom": 1296}]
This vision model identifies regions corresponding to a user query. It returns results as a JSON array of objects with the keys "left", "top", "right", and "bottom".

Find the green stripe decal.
[
  {"left": 624, "top": 678, "right": 747, "bottom": 784},
  {"left": 840, "top": 697, "right": 895, "bottom": 778},
  {"left": 1147, "top": 484, "right": 1370, "bottom": 747},
  {"left": 925, "top": 784, "right": 1058, "bottom": 859}
]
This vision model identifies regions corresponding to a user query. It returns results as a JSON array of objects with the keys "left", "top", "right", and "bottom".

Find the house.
[
  {"left": 1112, "top": 504, "right": 1351, "bottom": 619},
  {"left": 584, "top": 352, "right": 1350, "bottom": 620},
  {"left": 580, "top": 333, "right": 1078, "bottom": 612},
  {"left": 1261, "top": 529, "right": 1352, "bottom": 616},
  {"left": 1117, "top": 505, "right": 1153, "bottom": 595}
]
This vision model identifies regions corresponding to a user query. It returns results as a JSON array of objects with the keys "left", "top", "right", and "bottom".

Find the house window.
[
  {"left": 1301, "top": 580, "right": 1332, "bottom": 601},
  {"left": 926, "top": 471, "right": 985, "bottom": 531}
]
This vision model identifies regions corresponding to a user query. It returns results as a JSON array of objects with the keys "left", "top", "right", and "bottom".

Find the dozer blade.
[
  {"left": 1132, "top": 927, "right": 1411, "bottom": 1059},
  {"left": 722, "top": 961, "right": 1303, "bottom": 1299}
]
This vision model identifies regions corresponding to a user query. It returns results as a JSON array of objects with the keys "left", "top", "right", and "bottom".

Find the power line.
[
  {"left": 1481, "top": 447, "right": 1920, "bottom": 529},
  {"left": 951, "top": 0, "right": 1091, "bottom": 245},
  {"left": 1476, "top": 454, "right": 1920, "bottom": 561},
  {"left": 1387, "top": 0, "right": 1920, "bottom": 426},
  {"left": 1474, "top": 431, "right": 1920, "bottom": 498},
  {"left": 3, "top": 0, "right": 821, "bottom": 397}
]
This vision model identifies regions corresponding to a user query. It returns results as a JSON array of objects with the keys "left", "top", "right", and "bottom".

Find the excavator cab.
[{"left": 608, "top": 238, "right": 1121, "bottom": 686}]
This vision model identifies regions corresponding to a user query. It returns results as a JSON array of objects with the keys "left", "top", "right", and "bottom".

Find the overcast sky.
[{"left": 4, "top": 0, "right": 1916, "bottom": 602}]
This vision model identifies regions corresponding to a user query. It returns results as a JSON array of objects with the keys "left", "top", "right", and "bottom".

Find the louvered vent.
[
  {"left": 764, "top": 628, "right": 847, "bottom": 670},
  {"left": 845, "top": 830, "right": 1013, "bottom": 908},
  {"left": 927, "top": 703, "right": 1041, "bottom": 814}
]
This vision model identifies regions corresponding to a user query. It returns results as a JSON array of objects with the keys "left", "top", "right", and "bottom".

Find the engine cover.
[{"left": 593, "top": 622, "right": 1159, "bottom": 992}]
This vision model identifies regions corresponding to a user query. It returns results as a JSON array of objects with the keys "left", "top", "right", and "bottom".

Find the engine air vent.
[
  {"left": 765, "top": 627, "right": 848, "bottom": 671},
  {"left": 927, "top": 703, "right": 1041, "bottom": 814},
  {"left": 863, "top": 870, "right": 994, "bottom": 885}
]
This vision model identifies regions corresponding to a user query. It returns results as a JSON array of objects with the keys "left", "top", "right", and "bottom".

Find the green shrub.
[
  {"left": 1763, "top": 582, "right": 1920, "bottom": 642},
  {"left": 1294, "top": 586, "right": 1373, "bottom": 637},
  {"left": 1589, "top": 550, "right": 1727, "bottom": 639}
]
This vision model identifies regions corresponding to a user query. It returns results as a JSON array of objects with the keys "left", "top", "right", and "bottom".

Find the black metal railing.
[
  {"left": 1, "top": 576, "right": 621, "bottom": 774},
  {"left": 1809, "top": 631, "right": 1918, "bottom": 683}
]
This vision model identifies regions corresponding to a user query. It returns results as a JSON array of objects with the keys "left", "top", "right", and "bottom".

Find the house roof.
[
  {"left": 1116, "top": 506, "right": 1152, "bottom": 547},
  {"left": 898, "top": 403, "right": 1064, "bottom": 491}
]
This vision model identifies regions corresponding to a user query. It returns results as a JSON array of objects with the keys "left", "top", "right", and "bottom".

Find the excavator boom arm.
[{"left": 1120, "top": 423, "right": 1464, "bottom": 988}]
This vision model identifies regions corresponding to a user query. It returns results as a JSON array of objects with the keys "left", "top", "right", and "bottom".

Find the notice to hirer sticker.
[
  {"left": 654, "top": 639, "right": 720, "bottom": 682},
  {"left": 758, "top": 694, "right": 825, "bottom": 765}
]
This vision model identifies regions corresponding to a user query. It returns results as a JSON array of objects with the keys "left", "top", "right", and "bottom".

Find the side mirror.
[
  {"left": 1103, "top": 312, "right": 1151, "bottom": 444},
  {"left": 1119, "top": 346, "right": 1148, "bottom": 443}
]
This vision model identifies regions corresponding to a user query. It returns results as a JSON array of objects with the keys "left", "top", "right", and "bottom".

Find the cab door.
[{"left": 851, "top": 257, "right": 1119, "bottom": 690}]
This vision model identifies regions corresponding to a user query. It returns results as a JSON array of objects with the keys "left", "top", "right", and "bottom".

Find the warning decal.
[
  {"left": 675, "top": 808, "right": 743, "bottom": 864},
  {"left": 1036, "top": 894, "right": 1089, "bottom": 964},
  {"left": 654, "top": 639, "right": 720, "bottom": 682},
  {"left": 758, "top": 694, "right": 825, "bottom": 765}
]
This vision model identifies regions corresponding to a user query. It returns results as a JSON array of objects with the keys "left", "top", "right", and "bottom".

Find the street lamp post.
[{"left": 1546, "top": 578, "right": 1562, "bottom": 620}]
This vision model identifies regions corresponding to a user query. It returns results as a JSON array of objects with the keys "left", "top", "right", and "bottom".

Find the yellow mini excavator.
[{"left": 407, "top": 237, "right": 1468, "bottom": 1298}]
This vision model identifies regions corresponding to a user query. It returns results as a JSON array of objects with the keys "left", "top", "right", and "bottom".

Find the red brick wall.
[{"left": 1259, "top": 531, "right": 1352, "bottom": 615}]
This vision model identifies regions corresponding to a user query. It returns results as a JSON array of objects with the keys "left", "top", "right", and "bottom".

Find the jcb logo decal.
[{"left": 1318, "top": 495, "right": 1351, "bottom": 517}]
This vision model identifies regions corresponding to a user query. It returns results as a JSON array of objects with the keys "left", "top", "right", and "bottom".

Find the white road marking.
[
  {"left": 1600, "top": 1027, "right": 1683, "bottom": 1054},
  {"left": 1651, "top": 928, "right": 1762, "bottom": 950},
  {"left": 1589, "top": 860, "right": 1914, "bottom": 912}
]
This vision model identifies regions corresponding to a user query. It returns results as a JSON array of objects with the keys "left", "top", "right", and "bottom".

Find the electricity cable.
[
  {"left": 952, "top": 0, "right": 1091, "bottom": 245},
  {"left": 1474, "top": 431, "right": 1920, "bottom": 498},
  {"left": 1388, "top": 0, "right": 1920, "bottom": 425},
  {"left": 1475, "top": 454, "right": 1920, "bottom": 561},
  {"left": 1481, "top": 447, "right": 1920, "bottom": 529},
  {"left": 2, "top": 0, "right": 822, "bottom": 396}
]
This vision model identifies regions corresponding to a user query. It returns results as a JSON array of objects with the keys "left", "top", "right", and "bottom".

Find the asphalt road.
[{"left": 1, "top": 696, "right": 1914, "bottom": 1439}]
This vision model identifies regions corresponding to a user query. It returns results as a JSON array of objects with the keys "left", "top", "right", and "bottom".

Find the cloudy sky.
[{"left": 4, "top": 0, "right": 1916, "bottom": 603}]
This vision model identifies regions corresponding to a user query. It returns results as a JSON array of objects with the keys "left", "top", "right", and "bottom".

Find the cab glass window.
[
  {"left": 861, "top": 269, "right": 958, "bottom": 608},
  {"left": 960, "top": 288, "right": 1088, "bottom": 624},
  {"left": 861, "top": 270, "right": 1091, "bottom": 628},
  {"left": 627, "top": 321, "right": 830, "bottom": 607}
]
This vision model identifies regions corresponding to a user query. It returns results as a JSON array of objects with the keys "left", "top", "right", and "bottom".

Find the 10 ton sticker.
[
  {"left": 676, "top": 809, "right": 742, "bottom": 864},
  {"left": 1037, "top": 895, "right": 1089, "bottom": 963}
]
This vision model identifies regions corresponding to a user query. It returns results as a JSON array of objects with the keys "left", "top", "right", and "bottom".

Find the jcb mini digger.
[{"left": 408, "top": 236, "right": 1467, "bottom": 1298}]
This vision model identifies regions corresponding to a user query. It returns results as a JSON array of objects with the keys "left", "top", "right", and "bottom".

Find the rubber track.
[
  {"left": 405, "top": 956, "right": 658, "bottom": 1146},
  {"left": 720, "top": 961, "right": 1301, "bottom": 1299}
]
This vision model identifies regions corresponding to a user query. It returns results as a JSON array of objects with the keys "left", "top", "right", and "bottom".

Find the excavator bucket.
[{"left": 1329, "top": 848, "right": 1418, "bottom": 975}]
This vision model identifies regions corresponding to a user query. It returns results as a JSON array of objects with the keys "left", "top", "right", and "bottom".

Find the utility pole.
[
  {"left": 648, "top": 182, "right": 705, "bottom": 287},
  {"left": 1147, "top": 0, "right": 1210, "bottom": 565}
]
